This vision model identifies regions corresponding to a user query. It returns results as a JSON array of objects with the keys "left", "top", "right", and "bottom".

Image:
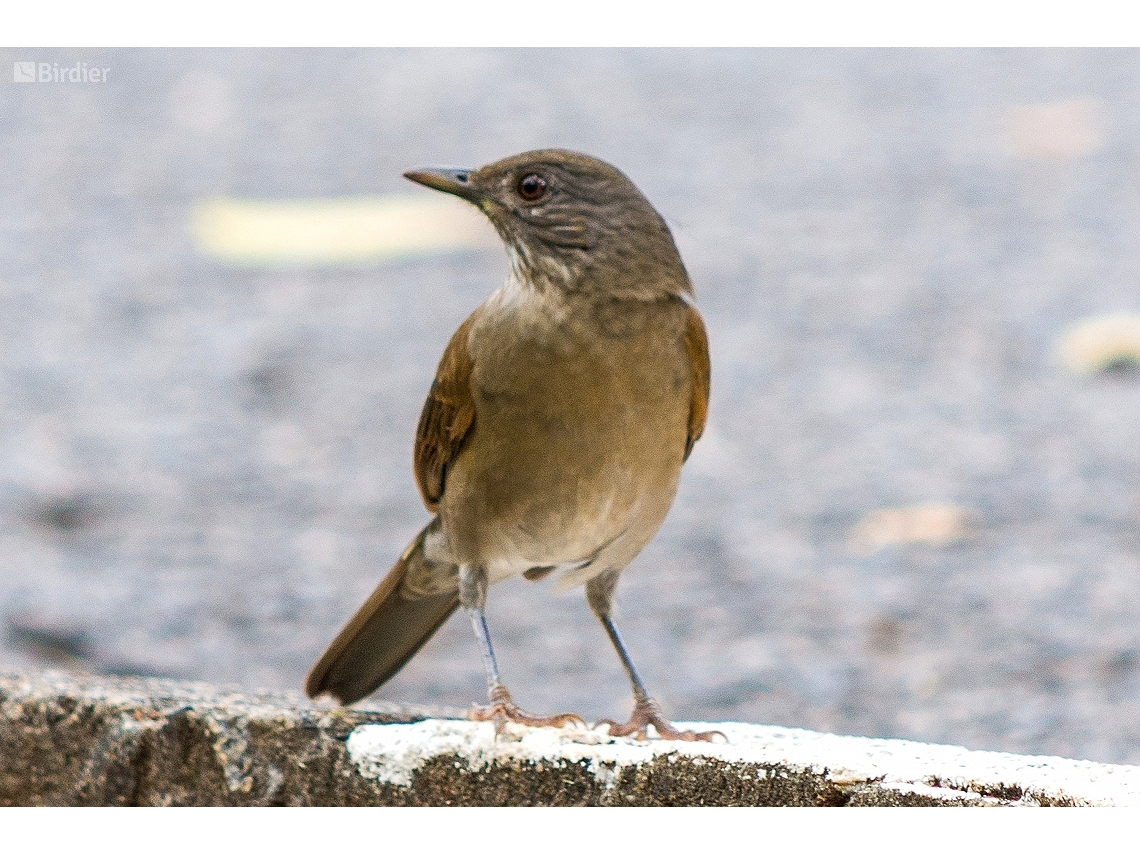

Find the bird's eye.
[{"left": 517, "top": 173, "right": 548, "bottom": 201}]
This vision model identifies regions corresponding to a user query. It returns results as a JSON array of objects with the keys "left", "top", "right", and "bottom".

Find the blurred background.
[{"left": 3, "top": 48, "right": 1140, "bottom": 764}]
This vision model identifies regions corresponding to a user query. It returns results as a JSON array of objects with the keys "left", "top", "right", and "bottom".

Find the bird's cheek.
[{"left": 477, "top": 198, "right": 505, "bottom": 219}]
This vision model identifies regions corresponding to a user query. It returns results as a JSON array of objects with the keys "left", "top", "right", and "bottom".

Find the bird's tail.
[{"left": 305, "top": 518, "right": 460, "bottom": 705}]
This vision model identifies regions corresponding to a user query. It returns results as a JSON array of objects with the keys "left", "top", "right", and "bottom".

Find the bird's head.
[{"left": 404, "top": 149, "right": 691, "bottom": 300}]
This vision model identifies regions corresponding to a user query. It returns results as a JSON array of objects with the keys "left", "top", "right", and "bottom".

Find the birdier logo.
[{"left": 13, "top": 61, "right": 109, "bottom": 83}]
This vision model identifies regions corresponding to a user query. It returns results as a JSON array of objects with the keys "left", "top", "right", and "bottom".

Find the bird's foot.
[
  {"left": 597, "top": 697, "right": 725, "bottom": 742},
  {"left": 467, "top": 684, "right": 586, "bottom": 732}
]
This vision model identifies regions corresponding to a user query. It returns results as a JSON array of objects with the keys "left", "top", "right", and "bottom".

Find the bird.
[{"left": 305, "top": 149, "right": 716, "bottom": 741}]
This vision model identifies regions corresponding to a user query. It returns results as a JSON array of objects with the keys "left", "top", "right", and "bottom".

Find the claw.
[
  {"left": 467, "top": 684, "right": 586, "bottom": 732},
  {"left": 597, "top": 696, "right": 725, "bottom": 742}
]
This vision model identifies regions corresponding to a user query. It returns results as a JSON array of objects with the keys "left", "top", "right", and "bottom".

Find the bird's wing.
[
  {"left": 683, "top": 304, "right": 711, "bottom": 461},
  {"left": 413, "top": 311, "right": 478, "bottom": 511}
]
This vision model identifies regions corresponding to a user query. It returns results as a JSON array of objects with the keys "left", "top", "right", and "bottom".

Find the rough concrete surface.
[{"left": 2, "top": 671, "right": 1137, "bottom": 806}]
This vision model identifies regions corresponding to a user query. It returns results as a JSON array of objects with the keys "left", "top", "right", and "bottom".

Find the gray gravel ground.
[{"left": 3, "top": 48, "right": 1140, "bottom": 764}]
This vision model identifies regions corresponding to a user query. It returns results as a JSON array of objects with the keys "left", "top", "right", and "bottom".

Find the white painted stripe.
[{"left": 347, "top": 718, "right": 1140, "bottom": 805}]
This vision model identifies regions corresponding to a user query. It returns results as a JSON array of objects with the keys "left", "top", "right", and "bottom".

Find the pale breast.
[{"left": 439, "top": 286, "right": 692, "bottom": 575}]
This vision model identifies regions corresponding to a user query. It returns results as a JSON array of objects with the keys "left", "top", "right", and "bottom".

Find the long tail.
[{"left": 305, "top": 519, "right": 459, "bottom": 705}]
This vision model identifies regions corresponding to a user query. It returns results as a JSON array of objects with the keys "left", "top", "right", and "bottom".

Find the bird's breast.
[{"left": 440, "top": 292, "right": 691, "bottom": 573}]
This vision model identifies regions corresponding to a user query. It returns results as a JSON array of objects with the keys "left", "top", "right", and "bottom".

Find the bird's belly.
[{"left": 440, "top": 353, "right": 688, "bottom": 576}]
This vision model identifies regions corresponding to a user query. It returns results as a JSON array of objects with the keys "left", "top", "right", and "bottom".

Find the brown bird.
[{"left": 305, "top": 149, "right": 716, "bottom": 741}]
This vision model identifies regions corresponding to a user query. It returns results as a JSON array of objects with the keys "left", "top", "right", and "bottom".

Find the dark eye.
[{"left": 517, "top": 173, "right": 548, "bottom": 201}]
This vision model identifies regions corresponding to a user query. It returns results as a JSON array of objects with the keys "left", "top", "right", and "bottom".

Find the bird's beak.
[{"left": 403, "top": 167, "right": 481, "bottom": 202}]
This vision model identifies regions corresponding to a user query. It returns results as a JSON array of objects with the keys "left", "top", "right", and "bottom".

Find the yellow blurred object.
[
  {"left": 849, "top": 503, "right": 977, "bottom": 555},
  {"left": 191, "top": 195, "right": 498, "bottom": 266},
  {"left": 1002, "top": 99, "right": 1107, "bottom": 160},
  {"left": 1057, "top": 314, "right": 1140, "bottom": 374}
]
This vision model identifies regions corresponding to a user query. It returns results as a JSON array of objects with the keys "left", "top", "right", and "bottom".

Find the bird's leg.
[
  {"left": 459, "top": 565, "right": 585, "bottom": 730},
  {"left": 586, "top": 573, "right": 724, "bottom": 742}
]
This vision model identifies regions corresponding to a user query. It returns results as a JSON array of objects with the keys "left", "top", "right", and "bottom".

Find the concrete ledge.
[{"left": 1, "top": 671, "right": 1136, "bottom": 805}]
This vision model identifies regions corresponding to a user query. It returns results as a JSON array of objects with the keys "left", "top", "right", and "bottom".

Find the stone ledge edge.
[{"left": 2, "top": 671, "right": 1134, "bottom": 806}]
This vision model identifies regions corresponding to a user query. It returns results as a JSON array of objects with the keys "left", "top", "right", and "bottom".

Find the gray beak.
[{"left": 403, "top": 167, "right": 480, "bottom": 202}]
